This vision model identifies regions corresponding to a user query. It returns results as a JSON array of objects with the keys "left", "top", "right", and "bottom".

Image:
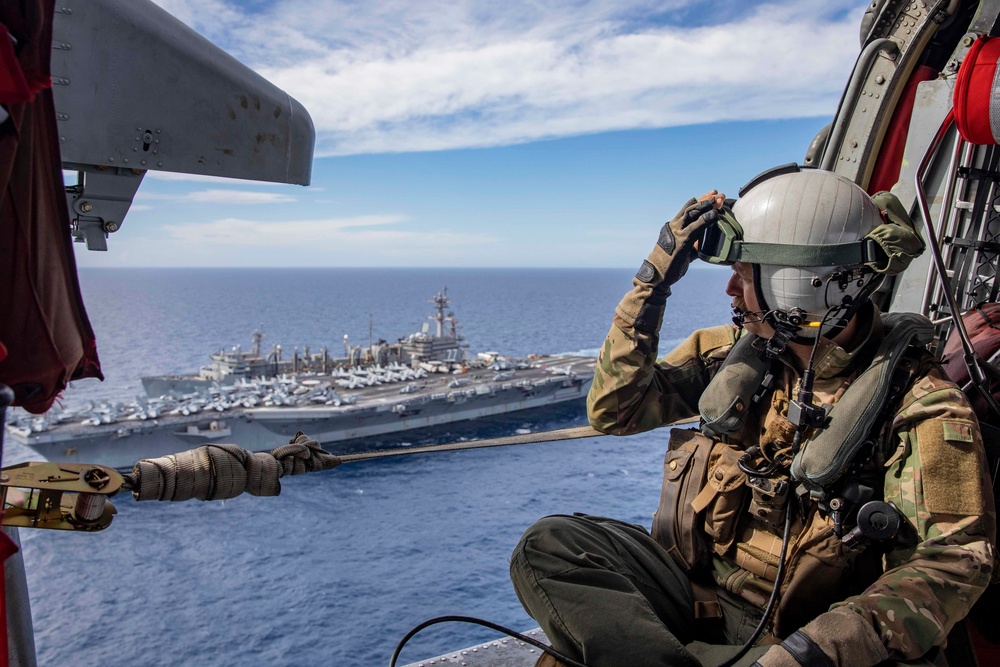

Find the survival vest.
[{"left": 698, "top": 312, "right": 934, "bottom": 498}]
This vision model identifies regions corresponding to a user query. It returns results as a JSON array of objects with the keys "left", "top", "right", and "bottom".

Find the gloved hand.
[
  {"left": 616, "top": 192, "right": 724, "bottom": 333},
  {"left": 751, "top": 607, "right": 888, "bottom": 667}
]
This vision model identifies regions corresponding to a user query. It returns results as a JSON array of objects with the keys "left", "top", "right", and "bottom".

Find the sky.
[{"left": 72, "top": 0, "right": 870, "bottom": 269}]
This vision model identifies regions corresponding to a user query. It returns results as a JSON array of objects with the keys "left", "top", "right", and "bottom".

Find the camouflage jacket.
[{"left": 588, "top": 307, "right": 996, "bottom": 662}]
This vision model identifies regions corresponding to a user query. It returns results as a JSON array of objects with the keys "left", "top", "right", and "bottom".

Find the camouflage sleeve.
[
  {"left": 586, "top": 315, "right": 736, "bottom": 435},
  {"left": 828, "top": 366, "right": 996, "bottom": 661}
]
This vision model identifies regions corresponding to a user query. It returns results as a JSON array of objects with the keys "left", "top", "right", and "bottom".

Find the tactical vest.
[
  {"left": 699, "top": 312, "right": 934, "bottom": 498},
  {"left": 652, "top": 312, "right": 934, "bottom": 635}
]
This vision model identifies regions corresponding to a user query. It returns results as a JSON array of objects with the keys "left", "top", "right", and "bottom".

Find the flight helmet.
[{"left": 699, "top": 167, "right": 919, "bottom": 339}]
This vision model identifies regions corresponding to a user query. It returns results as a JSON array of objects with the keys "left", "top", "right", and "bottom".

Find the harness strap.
[{"left": 690, "top": 579, "right": 723, "bottom": 619}]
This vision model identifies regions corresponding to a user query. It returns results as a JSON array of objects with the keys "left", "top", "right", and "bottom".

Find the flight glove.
[
  {"left": 751, "top": 607, "right": 889, "bottom": 667},
  {"left": 616, "top": 195, "right": 721, "bottom": 334}
]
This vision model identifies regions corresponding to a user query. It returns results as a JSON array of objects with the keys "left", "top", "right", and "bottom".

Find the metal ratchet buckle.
[{"left": 0, "top": 462, "right": 124, "bottom": 532}]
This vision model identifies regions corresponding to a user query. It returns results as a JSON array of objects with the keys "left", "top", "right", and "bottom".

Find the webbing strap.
[
  {"left": 690, "top": 579, "right": 722, "bottom": 619},
  {"left": 338, "top": 425, "right": 604, "bottom": 463},
  {"left": 124, "top": 425, "right": 607, "bottom": 502},
  {"left": 728, "top": 238, "right": 882, "bottom": 268}
]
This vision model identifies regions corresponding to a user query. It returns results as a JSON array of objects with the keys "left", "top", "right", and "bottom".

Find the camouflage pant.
[
  {"left": 509, "top": 514, "right": 938, "bottom": 667},
  {"left": 509, "top": 513, "right": 768, "bottom": 667}
]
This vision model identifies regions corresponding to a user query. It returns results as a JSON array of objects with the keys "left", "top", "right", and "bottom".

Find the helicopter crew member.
[{"left": 509, "top": 169, "right": 996, "bottom": 667}]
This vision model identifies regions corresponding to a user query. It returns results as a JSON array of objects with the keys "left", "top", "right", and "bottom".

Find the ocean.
[{"left": 12, "top": 266, "right": 734, "bottom": 666}]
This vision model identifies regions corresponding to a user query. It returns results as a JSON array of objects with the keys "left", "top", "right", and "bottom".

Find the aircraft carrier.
[{"left": 6, "top": 290, "right": 595, "bottom": 470}]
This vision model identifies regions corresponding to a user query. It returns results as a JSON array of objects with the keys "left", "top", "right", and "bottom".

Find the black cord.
[
  {"left": 717, "top": 500, "right": 795, "bottom": 667},
  {"left": 388, "top": 615, "right": 589, "bottom": 667}
]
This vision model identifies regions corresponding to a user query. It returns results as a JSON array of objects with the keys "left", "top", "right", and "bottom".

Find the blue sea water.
[{"left": 16, "top": 266, "right": 733, "bottom": 667}]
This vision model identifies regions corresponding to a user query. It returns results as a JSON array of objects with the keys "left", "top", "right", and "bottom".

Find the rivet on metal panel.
[
  {"left": 123, "top": 159, "right": 129, "bottom": 164},
  {"left": 140, "top": 160, "right": 146, "bottom": 166},
  {"left": 108, "top": 157, "right": 114, "bottom": 162},
  {"left": 157, "top": 162, "right": 163, "bottom": 167},
  {"left": 55, "top": 7, "right": 72, "bottom": 14},
  {"left": 875, "top": 75, "right": 886, "bottom": 84},
  {"left": 156, "top": 129, "right": 161, "bottom": 133}
]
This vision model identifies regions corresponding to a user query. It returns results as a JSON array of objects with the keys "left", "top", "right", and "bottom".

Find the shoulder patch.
[{"left": 916, "top": 416, "right": 986, "bottom": 516}]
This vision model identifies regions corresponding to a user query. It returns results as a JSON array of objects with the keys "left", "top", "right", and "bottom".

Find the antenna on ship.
[
  {"left": 251, "top": 326, "right": 265, "bottom": 357},
  {"left": 430, "top": 288, "right": 450, "bottom": 338}
]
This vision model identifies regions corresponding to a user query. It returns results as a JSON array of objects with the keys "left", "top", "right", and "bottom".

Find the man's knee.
[{"left": 512, "top": 515, "right": 610, "bottom": 595}]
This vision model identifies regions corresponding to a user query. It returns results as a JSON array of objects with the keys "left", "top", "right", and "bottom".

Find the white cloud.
[
  {"left": 101, "top": 214, "right": 502, "bottom": 265},
  {"left": 163, "top": 215, "right": 408, "bottom": 245},
  {"left": 150, "top": 0, "right": 865, "bottom": 156},
  {"left": 182, "top": 190, "right": 297, "bottom": 204},
  {"left": 136, "top": 189, "right": 297, "bottom": 204}
]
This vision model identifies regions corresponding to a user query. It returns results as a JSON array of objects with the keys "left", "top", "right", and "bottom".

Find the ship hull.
[{"left": 10, "top": 357, "right": 595, "bottom": 470}]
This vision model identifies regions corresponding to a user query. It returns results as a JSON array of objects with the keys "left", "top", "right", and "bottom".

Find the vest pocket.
[
  {"left": 651, "top": 428, "right": 714, "bottom": 571},
  {"left": 693, "top": 441, "right": 748, "bottom": 556},
  {"left": 651, "top": 429, "right": 748, "bottom": 570}
]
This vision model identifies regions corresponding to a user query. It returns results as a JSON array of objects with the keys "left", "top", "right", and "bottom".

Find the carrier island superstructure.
[{"left": 6, "top": 290, "right": 595, "bottom": 470}]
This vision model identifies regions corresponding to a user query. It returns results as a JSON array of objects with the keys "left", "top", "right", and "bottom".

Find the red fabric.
[
  {"left": 868, "top": 65, "right": 939, "bottom": 194},
  {"left": 941, "top": 302, "right": 1000, "bottom": 419},
  {"left": 973, "top": 622, "right": 1000, "bottom": 662},
  {"left": 0, "top": 26, "right": 32, "bottom": 104},
  {"left": 0, "top": 0, "right": 102, "bottom": 413},
  {"left": 954, "top": 37, "right": 1000, "bottom": 145}
]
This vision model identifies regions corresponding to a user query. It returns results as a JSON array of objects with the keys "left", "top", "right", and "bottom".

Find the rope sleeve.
[{"left": 124, "top": 432, "right": 342, "bottom": 502}]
